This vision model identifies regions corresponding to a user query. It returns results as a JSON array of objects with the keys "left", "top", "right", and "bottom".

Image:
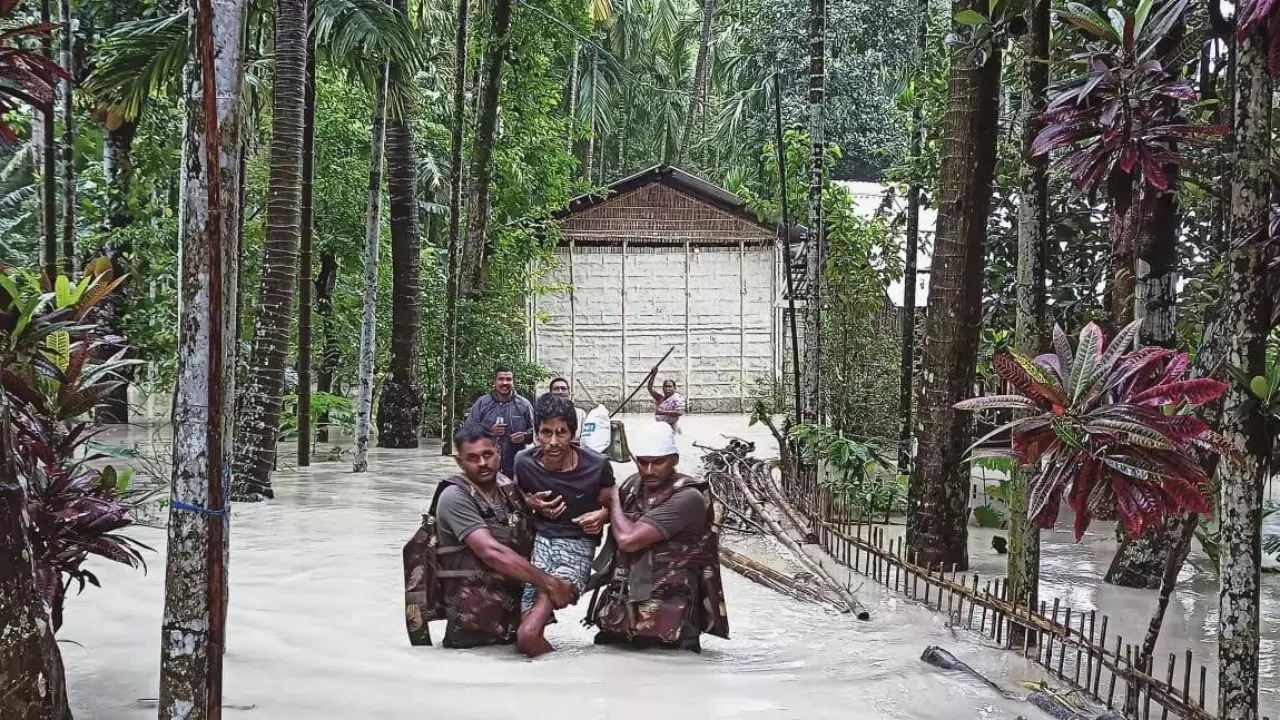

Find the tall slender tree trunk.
[
  {"left": 1216, "top": 23, "right": 1273, "bottom": 720},
  {"left": 565, "top": 42, "right": 578, "bottom": 154},
  {"left": 315, "top": 250, "right": 338, "bottom": 443},
  {"left": 458, "top": 0, "right": 512, "bottom": 298},
  {"left": 157, "top": 0, "right": 246, "bottom": 713},
  {"left": 40, "top": 0, "right": 56, "bottom": 279},
  {"left": 905, "top": 0, "right": 1003, "bottom": 571},
  {"left": 96, "top": 119, "right": 139, "bottom": 425},
  {"left": 897, "top": 0, "right": 927, "bottom": 480},
  {"left": 1007, "top": 0, "right": 1048, "bottom": 634},
  {"left": 377, "top": 0, "right": 424, "bottom": 449},
  {"left": 678, "top": 0, "right": 714, "bottom": 166},
  {"left": 1, "top": 369, "right": 71, "bottom": 720},
  {"left": 801, "top": 0, "right": 824, "bottom": 426},
  {"left": 296, "top": 33, "right": 316, "bottom": 467},
  {"left": 59, "top": 0, "right": 74, "bottom": 275},
  {"left": 353, "top": 67, "right": 389, "bottom": 474},
  {"left": 232, "top": 0, "right": 308, "bottom": 499},
  {"left": 584, "top": 42, "right": 599, "bottom": 181},
  {"left": 441, "top": 0, "right": 470, "bottom": 456}
]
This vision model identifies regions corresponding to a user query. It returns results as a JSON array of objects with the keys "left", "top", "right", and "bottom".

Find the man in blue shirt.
[{"left": 465, "top": 365, "right": 535, "bottom": 478}]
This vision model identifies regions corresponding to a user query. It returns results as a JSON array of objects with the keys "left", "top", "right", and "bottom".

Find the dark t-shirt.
[
  {"left": 514, "top": 446, "right": 615, "bottom": 540},
  {"left": 434, "top": 483, "right": 489, "bottom": 548},
  {"left": 637, "top": 485, "right": 709, "bottom": 542}
]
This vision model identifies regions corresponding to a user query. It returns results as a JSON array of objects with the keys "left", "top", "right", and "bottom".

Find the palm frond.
[
  {"left": 83, "top": 10, "right": 190, "bottom": 121},
  {"left": 313, "top": 0, "right": 423, "bottom": 71}
]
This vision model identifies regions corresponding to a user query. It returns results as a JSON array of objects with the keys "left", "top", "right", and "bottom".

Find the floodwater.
[
  {"left": 55, "top": 413, "right": 1276, "bottom": 719},
  {"left": 60, "top": 414, "right": 1046, "bottom": 720}
]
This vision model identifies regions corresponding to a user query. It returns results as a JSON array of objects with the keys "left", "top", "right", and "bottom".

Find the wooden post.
[
  {"left": 739, "top": 238, "right": 747, "bottom": 412},
  {"left": 684, "top": 239, "right": 691, "bottom": 407},
  {"left": 621, "top": 237, "right": 628, "bottom": 405},
  {"left": 569, "top": 239, "right": 577, "bottom": 390}
]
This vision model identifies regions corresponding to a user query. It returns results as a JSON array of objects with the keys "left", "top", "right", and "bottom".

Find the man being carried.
[
  {"left": 466, "top": 365, "right": 535, "bottom": 478},
  {"left": 431, "top": 424, "right": 576, "bottom": 648},
  {"left": 584, "top": 422, "right": 729, "bottom": 652},
  {"left": 514, "top": 394, "right": 613, "bottom": 657}
]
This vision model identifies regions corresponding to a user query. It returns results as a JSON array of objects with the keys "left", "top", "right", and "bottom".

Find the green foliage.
[{"left": 789, "top": 422, "right": 903, "bottom": 520}]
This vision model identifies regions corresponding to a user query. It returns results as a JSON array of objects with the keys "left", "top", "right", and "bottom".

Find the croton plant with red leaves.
[{"left": 955, "top": 320, "right": 1234, "bottom": 540}]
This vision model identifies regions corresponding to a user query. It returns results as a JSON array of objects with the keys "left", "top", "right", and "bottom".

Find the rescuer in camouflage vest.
[
  {"left": 584, "top": 422, "right": 729, "bottom": 652},
  {"left": 403, "top": 424, "right": 576, "bottom": 648}
]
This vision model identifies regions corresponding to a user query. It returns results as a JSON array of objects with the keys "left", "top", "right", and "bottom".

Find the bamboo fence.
[{"left": 781, "top": 466, "right": 1226, "bottom": 720}]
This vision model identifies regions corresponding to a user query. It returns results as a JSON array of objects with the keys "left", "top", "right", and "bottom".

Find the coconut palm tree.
[
  {"left": 905, "top": 0, "right": 1004, "bottom": 570},
  {"left": 231, "top": 0, "right": 310, "bottom": 501},
  {"left": 376, "top": 0, "right": 423, "bottom": 449}
]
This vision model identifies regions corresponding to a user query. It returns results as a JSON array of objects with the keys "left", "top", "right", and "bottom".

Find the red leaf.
[
  {"left": 1130, "top": 379, "right": 1229, "bottom": 407},
  {"left": 1161, "top": 474, "right": 1210, "bottom": 515}
]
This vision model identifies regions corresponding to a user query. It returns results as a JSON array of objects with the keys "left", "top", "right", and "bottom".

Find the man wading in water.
[
  {"left": 584, "top": 422, "right": 729, "bottom": 652},
  {"left": 466, "top": 365, "right": 535, "bottom": 479},
  {"left": 514, "top": 394, "right": 613, "bottom": 656},
  {"left": 431, "top": 425, "right": 576, "bottom": 648}
]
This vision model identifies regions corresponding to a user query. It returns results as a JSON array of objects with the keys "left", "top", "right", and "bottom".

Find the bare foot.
[{"left": 516, "top": 630, "right": 554, "bottom": 658}]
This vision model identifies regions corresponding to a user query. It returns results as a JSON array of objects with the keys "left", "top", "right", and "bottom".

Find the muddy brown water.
[{"left": 57, "top": 414, "right": 1275, "bottom": 719}]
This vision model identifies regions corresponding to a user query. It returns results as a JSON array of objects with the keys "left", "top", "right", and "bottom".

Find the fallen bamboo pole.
[
  {"left": 720, "top": 454, "right": 870, "bottom": 620},
  {"left": 719, "top": 547, "right": 831, "bottom": 606}
]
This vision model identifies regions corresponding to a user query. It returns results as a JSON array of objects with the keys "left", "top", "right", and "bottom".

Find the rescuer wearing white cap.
[{"left": 582, "top": 422, "right": 730, "bottom": 652}]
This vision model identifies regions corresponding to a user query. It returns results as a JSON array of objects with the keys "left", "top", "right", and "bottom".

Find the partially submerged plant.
[
  {"left": 1, "top": 260, "right": 149, "bottom": 630},
  {"left": 956, "top": 320, "right": 1233, "bottom": 539}
]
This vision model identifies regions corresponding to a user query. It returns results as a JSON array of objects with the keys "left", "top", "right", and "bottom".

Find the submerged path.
[{"left": 60, "top": 415, "right": 1047, "bottom": 720}]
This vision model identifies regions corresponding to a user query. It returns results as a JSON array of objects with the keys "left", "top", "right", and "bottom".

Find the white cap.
[{"left": 630, "top": 422, "right": 679, "bottom": 458}]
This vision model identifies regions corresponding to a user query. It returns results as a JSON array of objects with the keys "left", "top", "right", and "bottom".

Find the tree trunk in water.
[
  {"left": 231, "top": 0, "right": 308, "bottom": 500},
  {"left": 1217, "top": 24, "right": 1272, "bottom": 720},
  {"left": 441, "top": 0, "right": 470, "bottom": 456},
  {"left": 378, "top": 0, "right": 424, "bottom": 449},
  {"left": 1106, "top": 181, "right": 1181, "bottom": 590},
  {"left": 678, "top": 0, "right": 714, "bottom": 166},
  {"left": 315, "top": 250, "right": 338, "bottom": 443},
  {"left": 297, "top": 35, "right": 316, "bottom": 467},
  {"left": 59, "top": 0, "right": 74, "bottom": 275},
  {"left": 1107, "top": 170, "right": 1139, "bottom": 331},
  {"left": 96, "top": 119, "right": 139, "bottom": 425},
  {"left": 458, "top": 0, "right": 512, "bottom": 298},
  {"left": 906, "top": 0, "right": 1002, "bottom": 571},
  {"left": 0, "top": 378, "right": 72, "bottom": 720},
  {"left": 353, "top": 68, "right": 389, "bottom": 474},
  {"left": 1007, "top": 0, "right": 1048, "bottom": 639},
  {"left": 157, "top": 0, "right": 246, "bottom": 713},
  {"left": 40, "top": 0, "right": 56, "bottom": 279},
  {"left": 802, "top": 0, "right": 824, "bottom": 426}
]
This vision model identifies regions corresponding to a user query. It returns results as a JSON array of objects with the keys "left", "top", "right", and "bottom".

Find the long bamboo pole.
[{"left": 610, "top": 345, "right": 676, "bottom": 417}]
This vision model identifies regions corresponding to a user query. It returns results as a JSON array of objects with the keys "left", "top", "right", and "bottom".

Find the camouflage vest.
[
  {"left": 402, "top": 474, "right": 533, "bottom": 647},
  {"left": 585, "top": 474, "right": 730, "bottom": 644}
]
